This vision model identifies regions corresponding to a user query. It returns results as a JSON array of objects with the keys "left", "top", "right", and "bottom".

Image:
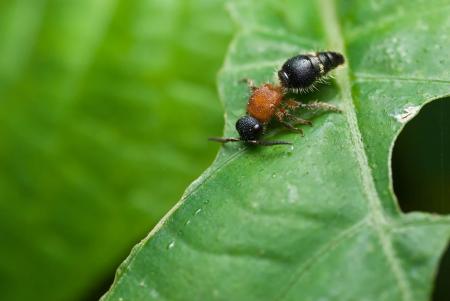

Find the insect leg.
[
  {"left": 299, "top": 101, "right": 342, "bottom": 112},
  {"left": 279, "top": 120, "right": 304, "bottom": 136},
  {"left": 284, "top": 99, "right": 301, "bottom": 110},
  {"left": 239, "top": 78, "right": 257, "bottom": 91}
]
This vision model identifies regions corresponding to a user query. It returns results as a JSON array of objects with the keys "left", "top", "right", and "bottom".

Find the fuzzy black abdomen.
[
  {"left": 278, "top": 55, "right": 318, "bottom": 89},
  {"left": 278, "top": 51, "right": 345, "bottom": 90},
  {"left": 317, "top": 51, "right": 345, "bottom": 71}
]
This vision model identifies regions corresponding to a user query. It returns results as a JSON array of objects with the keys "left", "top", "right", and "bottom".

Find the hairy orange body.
[{"left": 246, "top": 84, "right": 283, "bottom": 123}]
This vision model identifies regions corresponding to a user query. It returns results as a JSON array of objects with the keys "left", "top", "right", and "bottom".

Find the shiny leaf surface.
[{"left": 102, "top": 0, "right": 450, "bottom": 300}]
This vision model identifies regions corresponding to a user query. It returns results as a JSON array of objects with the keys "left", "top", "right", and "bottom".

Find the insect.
[
  {"left": 278, "top": 51, "right": 345, "bottom": 93},
  {"left": 209, "top": 51, "right": 344, "bottom": 146},
  {"left": 209, "top": 83, "right": 295, "bottom": 146}
]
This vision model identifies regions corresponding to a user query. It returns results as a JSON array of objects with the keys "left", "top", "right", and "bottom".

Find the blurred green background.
[
  {"left": 0, "top": 0, "right": 231, "bottom": 300},
  {"left": 0, "top": 0, "right": 448, "bottom": 301}
]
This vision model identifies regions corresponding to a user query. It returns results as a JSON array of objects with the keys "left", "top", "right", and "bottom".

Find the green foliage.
[
  {"left": 0, "top": 0, "right": 231, "bottom": 300},
  {"left": 102, "top": 0, "right": 450, "bottom": 300}
]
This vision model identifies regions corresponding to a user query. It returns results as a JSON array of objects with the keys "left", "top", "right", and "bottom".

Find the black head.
[
  {"left": 278, "top": 55, "right": 318, "bottom": 89},
  {"left": 235, "top": 116, "right": 263, "bottom": 141}
]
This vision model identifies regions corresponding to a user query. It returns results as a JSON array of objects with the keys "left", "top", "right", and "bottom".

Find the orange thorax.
[{"left": 246, "top": 84, "right": 283, "bottom": 123}]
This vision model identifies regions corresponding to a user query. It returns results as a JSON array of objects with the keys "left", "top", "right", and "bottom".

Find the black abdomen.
[{"left": 278, "top": 51, "right": 345, "bottom": 90}]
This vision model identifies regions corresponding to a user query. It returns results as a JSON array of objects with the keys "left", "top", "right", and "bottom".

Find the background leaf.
[
  {"left": 102, "top": 0, "right": 450, "bottom": 300},
  {"left": 0, "top": 0, "right": 231, "bottom": 300}
]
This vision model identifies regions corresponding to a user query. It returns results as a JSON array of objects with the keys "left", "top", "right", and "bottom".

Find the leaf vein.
[
  {"left": 168, "top": 227, "right": 290, "bottom": 264},
  {"left": 355, "top": 73, "right": 450, "bottom": 84},
  {"left": 319, "top": 0, "right": 413, "bottom": 300},
  {"left": 275, "top": 219, "right": 368, "bottom": 301}
]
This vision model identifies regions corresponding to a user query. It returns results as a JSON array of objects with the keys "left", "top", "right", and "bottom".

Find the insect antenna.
[
  {"left": 208, "top": 137, "right": 241, "bottom": 143},
  {"left": 248, "top": 140, "right": 292, "bottom": 146}
]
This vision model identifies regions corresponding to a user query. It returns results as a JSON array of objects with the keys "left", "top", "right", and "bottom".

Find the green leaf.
[
  {"left": 102, "top": 0, "right": 450, "bottom": 300},
  {"left": 0, "top": 1, "right": 230, "bottom": 300}
]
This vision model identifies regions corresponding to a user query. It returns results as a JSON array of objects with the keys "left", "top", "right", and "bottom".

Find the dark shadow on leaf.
[
  {"left": 392, "top": 97, "right": 450, "bottom": 214},
  {"left": 432, "top": 242, "right": 450, "bottom": 301}
]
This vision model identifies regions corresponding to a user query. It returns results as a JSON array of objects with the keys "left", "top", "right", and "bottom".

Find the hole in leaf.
[
  {"left": 392, "top": 97, "right": 450, "bottom": 214},
  {"left": 432, "top": 243, "right": 450, "bottom": 301}
]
